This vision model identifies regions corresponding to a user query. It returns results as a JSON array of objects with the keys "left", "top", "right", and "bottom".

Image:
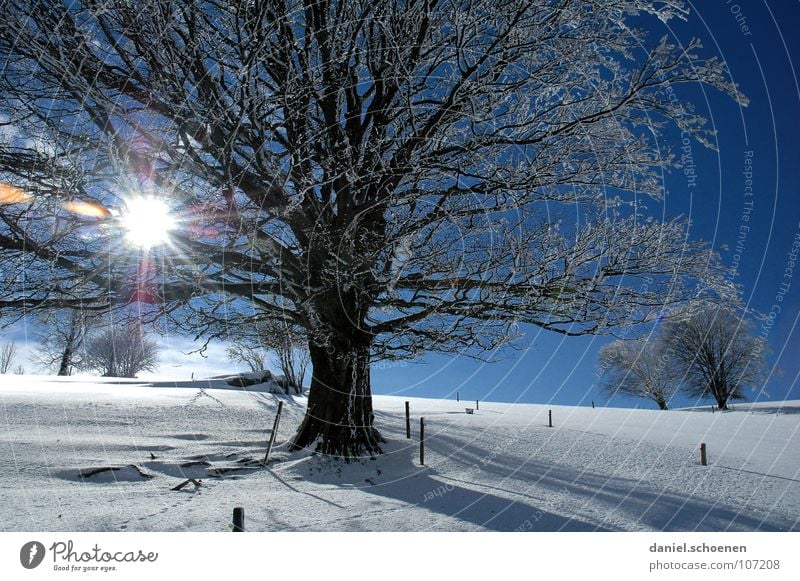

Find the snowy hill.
[{"left": 0, "top": 376, "right": 798, "bottom": 532}]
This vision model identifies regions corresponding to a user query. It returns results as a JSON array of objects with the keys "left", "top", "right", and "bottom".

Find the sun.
[{"left": 121, "top": 197, "right": 176, "bottom": 248}]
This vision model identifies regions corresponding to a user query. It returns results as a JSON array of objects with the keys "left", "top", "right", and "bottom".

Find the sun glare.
[{"left": 121, "top": 197, "right": 175, "bottom": 248}]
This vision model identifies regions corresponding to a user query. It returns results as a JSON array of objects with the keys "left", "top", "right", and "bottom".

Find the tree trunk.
[
  {"left": 290, "top": 340, "right": 383, "bottom": 458},
  {"left": 57, "top": 317, "right": 80, "bottom": 376},
  {"left": 712, "top": 381, "right": 729, "bottom": 410},
  {"left": 656, "top": 396, "right": 668, "bottom": 411},
  {"left": 57, "top": 346, "right": 73, "bottom": 376}
]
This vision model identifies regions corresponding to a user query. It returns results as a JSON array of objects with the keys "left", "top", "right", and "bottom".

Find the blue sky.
[
  {"left": 4, "top": 2, "right": 800, "bottom": 410},
  {"left": 374, "top": 1, "right": 800, "bottom": 408}
]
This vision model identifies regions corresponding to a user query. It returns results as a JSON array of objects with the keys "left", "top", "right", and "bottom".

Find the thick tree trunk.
[
  {"left": 655, "top": 396, "right": 668, "bottom": 411},
  {"left": 711, "top": 381, "right": 729, "bottom": 410},
  {"left": 290, "top": 340, "right": 383, "bottom": 458}
]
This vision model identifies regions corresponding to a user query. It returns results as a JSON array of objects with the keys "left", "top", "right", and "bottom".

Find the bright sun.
[{"left": 121, "top": 197, "right": 176, "bottom": 248}]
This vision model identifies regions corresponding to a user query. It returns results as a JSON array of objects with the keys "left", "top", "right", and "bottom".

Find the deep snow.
[{"left": 0, "top": 375, "right": 798, "bottom": 532}]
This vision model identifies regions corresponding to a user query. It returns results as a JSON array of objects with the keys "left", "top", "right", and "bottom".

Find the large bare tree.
[
  {"left": 0, "top": 1, "right": 742, "bottom": 456},
  {"left": 660, "top": 307, "right": 767, "bottom": 410}
]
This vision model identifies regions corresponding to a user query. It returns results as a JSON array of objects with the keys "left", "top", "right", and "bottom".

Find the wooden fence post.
[
  {"left": 476, "top": 399, "right": 479, "bottom": 410},
  {"left": 405, "top": 401, "right": 411, "bottom": 439},
  {"left": 420, "top": 417, "right": 425, "bottom": 466},
  {"left": 548, "top": 409, "right": 553, "bottom": 428},
  {"left": 592, "top": 400, "right": 595, "bottom": 409},
  {"left": 700, "top": 443, "right": 707, "bottom": 466},
  {"left": 456, "top": 392, "right": 459, "bottom": 402},
  {"left": 263, "top": 400, "right": 284, "bottom": 463},
  {"left": 232, "top": 507, "right": 244, "bottom": 532}
]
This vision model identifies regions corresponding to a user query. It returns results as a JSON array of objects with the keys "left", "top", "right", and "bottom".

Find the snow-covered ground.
[{"left": 0, "top": 375, "right": 798, "bottom": 532}]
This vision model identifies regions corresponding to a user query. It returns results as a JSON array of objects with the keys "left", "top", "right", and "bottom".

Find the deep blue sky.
[
  {"left": 5, "top": 2, "right": 800, "bottom": 410},
  {"left": 373, "top": 1, "right": 800, "bottom": 408}
]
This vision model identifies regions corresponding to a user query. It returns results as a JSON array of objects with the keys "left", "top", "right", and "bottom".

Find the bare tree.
[
  {"left": 0, "top": 340, "right": 17, "bottom": 373},
  {"left": 660, "top": 307, "right": 767, "bottom": 410},
  {"left": 80, "top": 325, "right": 159, "bottom": 378},
  {"left": 226, "top": 319, "right": 308, "bottom": 393},
  {"left": 0, "top": 1, "right": 744, "bottom": 456},
  {"left": 597, "top": 338, "right": 677, "bottom": 410},
  {"left": 226, "top": 343, "right": 268, "bottom": 375},
  {"left": 34, "top": 309, "right": 89, "bottom": 376},
  {"left": 272, "top": 330, "right": 310, "bottom": 394}
]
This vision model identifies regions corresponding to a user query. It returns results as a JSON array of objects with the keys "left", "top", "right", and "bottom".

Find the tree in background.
[
  {"left": 272, "top": 329, "right": 310, "bottom": 395},
  {"left": 597, "top": 338, "right": 677, "bottom": 410},
  {"left": 227, "top": 320, "right": 309, "bottom": 394},
  {"left": 226, "top": 342, "right": 268, "bottom": 375},
  {"left": 0, "top": 340, "right": 17, "bottom": 374},
  {"left": 660, "top": 307, "right": 767, "bottom": 410},
  {"left": 0, "top": 1, "right": 744, "bottom": 457},
  {"left": 80, "top": 325, "right": 159, "bottom": 378},
  {"left": 34, "top": 310, "right": 89, "bottom": 376}
]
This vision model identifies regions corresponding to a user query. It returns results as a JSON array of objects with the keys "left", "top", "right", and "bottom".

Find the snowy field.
[{"left": 0, "top": 376, "right": 798, "bottom": 532}]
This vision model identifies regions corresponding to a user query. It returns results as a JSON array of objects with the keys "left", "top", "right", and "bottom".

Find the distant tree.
[
  {"left": 597, "top": 338, "right": 677, "bottom": 410},
  {"left": 227, "top": 320, "right": 308, "bottom": 394},
  {"left": 81, "top": 325, "right": 159, "bottom": 378},
  {"left": 272, "top": 329, "right": 310, "bottom": 395},
  {"left": 35, "top": 310, "right": 88, "bottom": 376},
  {"left": 225, "top": 342, "right": 268, "bottom": 374},
  {"left": 13, "top": 364, "right": 24, "bottom": 375},
  {"left": 0, "top": 341, "right": 17, "bottom": 374},
  {"left": 660, "top": 307, "right": 767, "bottom": 410}
]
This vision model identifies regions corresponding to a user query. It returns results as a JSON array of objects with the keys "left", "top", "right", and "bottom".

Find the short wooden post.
[
  {"left": 456, "top": 392, "right": 459, "bottom": 402},
  {"left": 405, "top": 401, "right": 411, "bottom": 439},
  {"left": 592, "top": 400, "right": 595, "bottom": 409},
  {"left": 232, "top": 507, "right": 244, "bottom": 532},
  {"left": 711, "top": 406, "right": 715, "bottom": 414},
  {"left": 700, "top": 443, "right": 707, "bottom": 466},
  {"left": 476, "top": 399, "right": 479, "bottom": 410},
  {"left": 420, "top": 417, "right": 425, "bottom": 466},
  {"left": 548, "top": 409, "right": 553, "bottom": 428},
  {"left": 263, "top": 400, "right": 284, "bottom": 463}
]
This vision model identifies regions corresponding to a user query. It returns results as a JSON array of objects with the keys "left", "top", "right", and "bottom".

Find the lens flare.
[
  {"left": 63, "top": 200, "right": 110, "bottom": 218},
  {"left": 121, "top": 197, "right": 175, "bottom": 248},
  {"left": 0, "top": 183, "right": 32, "bottom": 205}
]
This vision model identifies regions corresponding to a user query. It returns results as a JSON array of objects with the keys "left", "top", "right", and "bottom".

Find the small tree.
[
  {"left": 0, "top": 341, "right": 17, "bottom": 374},
  {"left": 226, "top": 342, "right": 268, "bottom": 374},
  {"left": 226, "top": 321, "right": 309, "bottom": 394},
  {"left": 35, "top": 310, "right": 88, "bottom": 376},
  {"left": 660, "top": 307, "right": 767, "bottom": 410},
  {"left": 273, "top": 335, "right": 309, "bottom": 395},
  {"left": 81, "top": 325, "right": 159, "bottom": 378},
  {"left": 264, "top": 323, "right": 309, "bottom": 394},
  {"left": 597, "top": 338, "right": 676, "bottom": 410}
]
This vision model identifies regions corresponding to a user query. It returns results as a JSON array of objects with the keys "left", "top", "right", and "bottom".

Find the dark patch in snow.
[
  {"left": 75, "top": 464, "right": 154, "bottom": 482},
  {"left": 179, "top": 460, "right": 212, "bottom": 468}
]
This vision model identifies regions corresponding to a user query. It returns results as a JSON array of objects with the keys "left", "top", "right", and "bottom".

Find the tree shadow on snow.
[
  {"left": 426, "top": 431, "right": 798, "bottom": 532},
  {"left": 308, "top": 441, "right": 611, "bottom": 532}
]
